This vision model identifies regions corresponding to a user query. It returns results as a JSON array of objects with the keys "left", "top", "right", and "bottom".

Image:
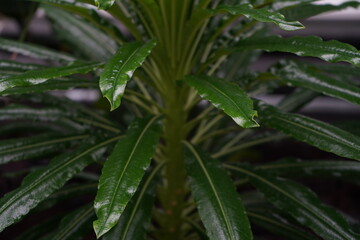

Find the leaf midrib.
[
  {"left": 98, "top": 116, "right": 157, "bottom": 232},
  {"left": 0, "top": 136, "right": 122, "bottom": 216},
  {"left": 227, "top": 165, "right": 353, "bottom": 239},
  {"left": 186, "top": 143, "right": 236, "bottom": 240}
]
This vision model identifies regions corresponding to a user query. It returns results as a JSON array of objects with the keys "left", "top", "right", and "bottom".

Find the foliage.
[{"left": 0, "top": 0, "right": 360, "bottom": 239}]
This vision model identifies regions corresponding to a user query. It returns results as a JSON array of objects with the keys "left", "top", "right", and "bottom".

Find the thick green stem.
[{"left": 157, "top": 88, "right": 189, "bottom": 240}]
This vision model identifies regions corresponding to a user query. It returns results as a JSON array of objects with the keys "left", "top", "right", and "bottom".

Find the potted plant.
[{"left": 0, "top": 0, "right": 360, "bottom": 239}]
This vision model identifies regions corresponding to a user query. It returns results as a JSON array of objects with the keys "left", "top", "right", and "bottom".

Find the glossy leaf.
[
  {"left": 273, "top": 60, "right": 360, "bottom": 106},
  {"left": 212, "top": 4, "right": 304, "bottom": 31},
  {"left": 233, "top": 35, "right": 360, "bottom": 66},
  {"left": 43, "top": 5, "right": 117, "bottom": 61},
  {"left": 258, "top": 103, "right": 360, "bottom": 161},
  {"left": 0, "top": 62, "right": 101, "bottom": 94},
  {"left": 94, "top": 0, "right": 115, "bottom": 10},
  {"left": 0, "top": 37, "right": 76, "bottom": 63},
  {"left": 259, "top": 159, "right": 360, "bottom": 182},
  {"left": 0, "top": 136, "right": 121, "bottom": 232},
  {"left": 185, "top": 75, "right": 259, "bottom": 128},
  {"left": 247, "top": 211, "right": 318, "bottom": 240},
  {"left": 226, "top": 164, "right": 360, "bottom": 240},
  {"left": 102, "top": 164, "right": 161, "bottom": 240},
  {"left": 44, "top": 204, "right": 95, "bottom": 240},
  {"left": 184, "top": 142, "right": 253, "bottom": 240},
  {"left": 0, "top": 133, "right": 88, "bottom": 164},
  {"left": 93, "top": 116, "right": 161, "bottom": 238},
  {"left": 281, "top": 1, "right": 360, "bottom": 20},
  {"left": 100, "top": 40, "right": 156, "bottom": 111},
  {"left": 1, "top": 78, "right": 98, "bottom": 95}
]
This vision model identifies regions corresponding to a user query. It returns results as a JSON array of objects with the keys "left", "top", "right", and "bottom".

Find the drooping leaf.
[
  {"left": 257, "top": 103, "right": 360, "bottom": 161},
  {"left": 0, "top": 136, "right": 122, "bottom": 232},
  {"left": 0, "top": 37, "right": 76, "bottom": 63},
  {"left": 93, "top": 116, "right": 161, "bottom": 238},
  {"left": 1, "top": 78, "right": 98, "bottom": 95},
  {"left": 184, "top": 75, "right": 259, "bottom": 128},
  {"left": 102, "top": 164, "right": 162, "bottom": 240},
  {"left": 94, "top": 0, "right": 115, "bottom": 10},
  {"left": 212, "top": 4, "right": 304, "bottom": 31},
  {"left": 99, "top": 40, "right": 156, "bottom": 111},
  {"left": 184, "top": 142, "right": 253, "bottom": 240},
  {"left": 247, "top": 210, "right": 318, "bottom": 240},
  {"left": 232, "top": 35, "right": 360, "bottom": 66},
  {"left": 44, "top": 204, "right": 95, "bottom": 240},
  {"left": 226, "top": 164, "right": 360, "bottom": 240},
  {"left": 43, "top": 5, "right": 117, "bottom": 61},
  {"left": 272, "top": 60, "right": 360, "bottom": 106},
  {"left": 0, "top": 133, "right": 88, "bottom": 165},
  {"left": 0, "top": 62, "right": 101, "bottom": 94},
  {"left": 281, "top": 1, "right": 360, "bottom": 20},
  {"left": 258, "top": 159, "right": 360, "bottom": 183}
]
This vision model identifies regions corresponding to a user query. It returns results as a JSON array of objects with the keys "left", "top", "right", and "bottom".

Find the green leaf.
[
  {"left": 0, "top": 37, "right": 76, "bottom": 63},
  {"left": 1, "top": 78, "right": 98, "bottom": 95},
  {"left": 281, "top": 1, "right": 360, "bottom": 20},
  {"left": 232, "top": 35, "right": 360, "bottom": 66},
  {"left": 273, "top": 60, "right": 360, "bottom": 106},
  {"left": 226, "top": 164, "right": 360, "bottom": 240},
  {"left": 184, "top": 75, "right": 259, "bottom": 128},
  {"left": 0, "top": 136, "right": 122, "bottom": 232},
  {"left": 259, "top": 159, "right": 360, "bottom": 182},
  {"left": 43, "top": 5, "right": 117, "bottom": 61},
  {"left": 0, "top": 62, "right": 101, "bottom": 94},
  {"left": 94, "top": 0, "right": 115, "bottom": 10},
  {"left": 257, "top": 103, "right": 360, "bottom": 161},
  {"left": 99, "top": 40, "right": 156, "bottom": 111},
  {"left": 44, "top": 204, "right": 95, "bottom": 240},
  {"left": 102, "top": 163, "right": 162, "bottom": 240},
  {"left": 184, "top": 142, "right": 253, "bottom": 240},
  {"left": 212, "top": 4, "right": 304, "bottom": 31},
  {"left": 0, "top": 60, "right": 41, "bottom": 73},
  {"left": 93, "top": 116, "right": 161, "bottom": 238},
  {"left": 247, "top": 210, "right": 318, "bottom": 240},
  {"left": 0, "top": 133, "right": 88, "bottom": 165},
  {"left": 16, "top": 215, "right": 63, "bottom": 240}
]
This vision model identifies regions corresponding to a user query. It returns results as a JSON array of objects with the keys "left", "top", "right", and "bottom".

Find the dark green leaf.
[
  {"left": 248, "top": 211, "right": 318, "bottom": 240},
  {"left": 185, "top": 75, "right": 259, "bottom": 128},
  {"left": 184, "top": 142, "right": 253, "bottom": 240},
  {"left": 94, "top": 0, "right": 115, "bottom": 10},
  {"left": 93, "top": 116, "right": 161, "bottom": 238},
  {"left": 1, "top": 78, "right": 98, "bottom": 95},
  {"left": 0, "top": 62, "right": 101, "bottom": 94},
  {"left": 0, "top": 60, "right": 41, "bottom": 73},
  {"left": 0, "top": 37, "right": 76, "bottom": 63},
  {"left": 281, "top": 1, "right": 360, "bottom": 20},
  {"left": 100, "top": 40, "right": 156, "bottom": 111},
  {"left": 273, "top": 60, "right": 360, "bottom": 106},
  {"left": 258, "top": 103, "right": 360, "bottom": 161},
  {"left": 44, "top": 204, "right": 95, "bottom": 240},
  {"left": 43, "top": 5, "right": 117, "bottom": 61},
  {"left": 0, "top": 133, "right": 88, "bottom": 164},
  {"left": 0, "top": 136, "right": 122, "bottom": 232},
  {"left": 16, "top": 215, "right": 63, "bottom": 240},
  {"left": 259, "top": 159, "right": 360, "bottom": 182},
  {"left": 102, "top": 164, "right": 162, "bottom": 240},
  {"left": 226, "top": 164, "right": 360, "bottom": 240},
  {"left": 212, "top": 4, "right": 304, "bottom": 31},
  {"left": 232, "top": 35, "right": 360, "bottom": 66}
]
